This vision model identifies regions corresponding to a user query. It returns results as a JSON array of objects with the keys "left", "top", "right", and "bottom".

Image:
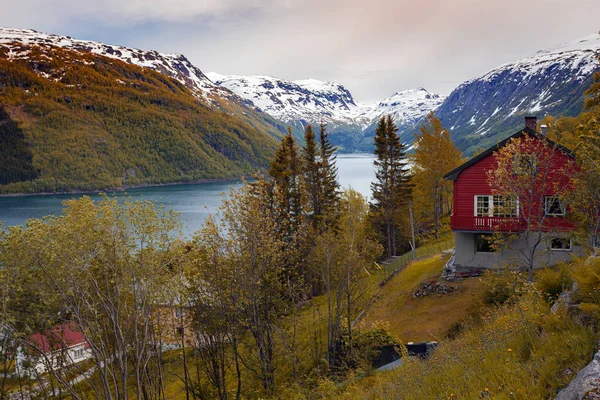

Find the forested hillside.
[{"left": 0, "top": 43, "right": 281, "bottom": 193}]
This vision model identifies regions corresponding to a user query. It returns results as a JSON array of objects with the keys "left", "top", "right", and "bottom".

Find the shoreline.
[{"left": 0, "top": 176, "right": 252, "bottom": 198}]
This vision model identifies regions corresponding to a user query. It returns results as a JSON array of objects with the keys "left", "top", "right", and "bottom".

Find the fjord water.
[{"left": 0, "top": 154, "right": 375, "bottom": 236}]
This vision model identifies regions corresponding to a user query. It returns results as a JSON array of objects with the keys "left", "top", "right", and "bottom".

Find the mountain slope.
[
  {"left": 434, "top": 33, "right": 600, "bottom": 155},
  {"left": 357, "top": 88, "right": 445, "bottom": 150},
  {"left": 0, "top": 32, "right": 280, "bottom": 193},
  {"left": 0, "top": 27, "right": 286, "bottom": 139},
  {"left": 0, "top": 27, "right": 226, "bottom": 99},
  {"left": 207, "top": 72, "right": 444, "bottom": 151}
]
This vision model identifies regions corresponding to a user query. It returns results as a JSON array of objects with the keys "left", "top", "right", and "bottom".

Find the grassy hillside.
[
  {"left": 359, "top": 254, "right": 485, "bottom": 342},
  {"left": 313, "top": 257, "right": 600, "bottom": 399},
  {"left": 0, "top": 44, "right": 281, "bottom": 193}
]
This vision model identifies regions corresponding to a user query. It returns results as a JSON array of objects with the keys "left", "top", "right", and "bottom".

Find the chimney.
[
  {"left": 525, "top": 116, "right": 537, "bottom": 131},
  {"left": 540, "top": 125, "right": 548, "bottom": 136}
]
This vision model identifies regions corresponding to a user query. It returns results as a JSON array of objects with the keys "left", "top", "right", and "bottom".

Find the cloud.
[
  {"left": 0, "top": 0, "right": 301, "bottom": 27},
  {"left": 1, "top": 0, "right": 599, "bottom": 102}
]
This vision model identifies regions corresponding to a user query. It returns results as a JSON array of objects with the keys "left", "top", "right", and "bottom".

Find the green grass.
[
  {"left": 380, "top": 232, "right": 454, "bottom": 278},
  {"left": 361, "top": 254, "right": 485, "bottom": 342},
  {"left": 313, "top": 257, "right": 600, "bottom": 400}
]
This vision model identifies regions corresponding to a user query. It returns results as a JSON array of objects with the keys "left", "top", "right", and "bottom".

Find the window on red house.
[
  {"left": 475, "top": 195, "right": 518, "bottom": 217},
  {"left": 475, "top": 234, "right": 497, "bottom": 253},
  {"left": 493, "top": 196, "right": 518, "bottom": 217},
  {"left": 476, "top": 196, "right": 491, "bottom": 216},
  {"left": 545, "top": 197, "right": 565, "bottom": 216},
  {"left": 550, "top": 237, "right": 571, "bottom": 251}
]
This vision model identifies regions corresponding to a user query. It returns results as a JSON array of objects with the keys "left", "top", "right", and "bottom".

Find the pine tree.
[
  {"left": 301, "top": 123, "right": 340, "bottom": 231},
  {"left": 269, "top": 128, "right": 304, "bottom": 237},
  {"left": 370, "top": 116, "right": 412, "bottom": 258},
  {"left": 318, "top": 123, "right": 341, "bottom": 228},
  {"left": 302, "top": 125, "right": 320, "bottom": 226},
  {"left": 386, "top": 115, "right": 412, "bottom": 256}
]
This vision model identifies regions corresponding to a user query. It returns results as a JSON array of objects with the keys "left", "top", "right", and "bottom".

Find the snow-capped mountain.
[
  {"left": 435, "top": 33, "right": 600, "bottom": 154},
  {"left": 207, "top": 72, "right": 445, "bottom": 151},
  {"left": 3, "top": 26, "right": 598, "bottom": 155},
  {"left": 206, "top": 72, "right": 368, "bottom": 126},
  {"left": 0, "top": 27, "right": 228, "bottom": 100},
  {"left": 358, "top": 88, "right": 445, "bottom": 127}
]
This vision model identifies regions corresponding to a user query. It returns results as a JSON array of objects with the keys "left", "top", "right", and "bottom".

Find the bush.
[
  {"left": 536, "top": 264, "right": 574, "bottom": 303},
  {"left": 572, "top": 257, "right": 600, "bottom": 304},
  {"left": 332, "top": 329, "right": 403, "bottom": 376},
  {"left": 482, "top": 268, "right": 529, "bottom": 305}
]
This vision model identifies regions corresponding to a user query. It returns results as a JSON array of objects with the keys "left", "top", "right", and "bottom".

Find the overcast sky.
[{"left": 0, "top": 0, "right": 598, "bottom": 103}]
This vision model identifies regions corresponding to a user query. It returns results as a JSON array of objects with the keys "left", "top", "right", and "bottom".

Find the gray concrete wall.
[{"left": 454, "top": 231, "right": 585, "bottom": 271}]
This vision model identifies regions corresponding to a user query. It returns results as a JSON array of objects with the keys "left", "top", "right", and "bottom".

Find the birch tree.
[{"left": 486, "top": 136, "right": 575, "bottom": 281}]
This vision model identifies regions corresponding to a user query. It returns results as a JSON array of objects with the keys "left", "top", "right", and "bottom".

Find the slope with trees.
[{"left": 0, "top": 44, "right": 282, "bottom": 193}]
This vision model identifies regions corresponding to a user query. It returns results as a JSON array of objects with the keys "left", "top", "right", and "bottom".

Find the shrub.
[
  {"left": 333, "top": 329, "right": 403, "bottom": 376},
  {"left": 572, "top": 257, "right": 600, "bottom": 304},
  {"left": 536, "top": 264, "right": 574, "bottom": 303},
  {"left": 482, "top": 268, "right": 529, "bottom": 305}
]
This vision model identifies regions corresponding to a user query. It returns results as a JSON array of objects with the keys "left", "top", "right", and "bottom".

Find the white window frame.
[
  {"left": 545, "top": 196, "right": 566, "bottom": 216},
  {"left": 73, "top": 348, "right": 85, "bottom": 359},
  {"left": 474, "top": 195, "right": 491, "bottom": 216},
  {"left": 550, "top": 237, "right": 572, "bottom": 252},
  {"left": 474, "top": 195, "right": 519, "bottom": 217}
]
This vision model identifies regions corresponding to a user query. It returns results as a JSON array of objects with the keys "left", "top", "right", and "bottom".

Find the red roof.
[{"left": 29, "top": 322, "right": 88, "bottom": 354}]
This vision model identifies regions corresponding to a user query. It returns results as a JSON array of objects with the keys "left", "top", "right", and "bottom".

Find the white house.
[{"left": 17, "top": 322, "right": 92, "bottom": 375}]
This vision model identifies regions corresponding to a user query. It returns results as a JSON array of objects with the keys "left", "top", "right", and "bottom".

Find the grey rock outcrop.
[{"left": 556, "top": 349, "right": 600, "bottom": 400}]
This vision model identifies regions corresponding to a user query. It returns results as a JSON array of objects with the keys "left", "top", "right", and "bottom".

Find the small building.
[
  {"left": 443, "top": 116, "right": 584, "bottom": 276},
  {"left": 17, "top": 322, "right": 91, "bottom": 375},
  {"left": 153, "top": 304, "right": 195, "bottom": 350}
]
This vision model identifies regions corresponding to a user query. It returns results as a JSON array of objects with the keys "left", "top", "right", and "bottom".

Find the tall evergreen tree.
[
  {"left": 301, "top": 123, "right": 340, "bottom": 231},
  {"left": 302, "top": 125, "right": 320, "bottom": 226},
  {"left": 269, "top": 128, "right": 304, "bottom": 237},
  {"left": 370, "top": 116, "right": 412, "bottom": 258},
  {"left": 318, "top": 123, "right": 341, "bottom": 228}
]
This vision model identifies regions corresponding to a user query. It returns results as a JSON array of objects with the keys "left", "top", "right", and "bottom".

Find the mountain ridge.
[
  {"left": 432, "top": 32, "right": 600, "bottom": 154},
  {"left": 207, "top": 71, "right": 445, "bottom": 151},
  {"left": 208, "top": 33, "right": 600, "bottom": 153},
  {"left": 0, "top": 28, "right": 281, "bottom": 193}
]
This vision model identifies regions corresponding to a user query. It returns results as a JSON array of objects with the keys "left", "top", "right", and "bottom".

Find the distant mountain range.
[
  {"left": 208, "top": 34, "right": 600, "bottom": 154},
  {"left": 437, "top": 33, "right": 600, "bottom": 154},
  {"left": 207, "top": 72, "right": 445, "bottom": 152},
  {"left": 0, "top": 26, "right": 598, "bottom": 193}
]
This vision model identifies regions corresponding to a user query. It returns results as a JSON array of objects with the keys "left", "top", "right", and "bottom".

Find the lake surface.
[{"left": 0, "top": 154, "right": 375, "bottom": 236}]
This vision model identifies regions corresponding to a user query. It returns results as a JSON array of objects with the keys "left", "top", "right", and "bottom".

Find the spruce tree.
[
  {"left": 318, "top": 123, "right": 340, "bottom": 228},
  {"left": 301, "top": 123, "right": 340, "bottom": 231},
  {"left": 302, "top": 125, "right": 320, "bottom": 227},
  {"left": 269, "top": 128, "right": 304, "bottom": 236},
  {"left": 370, "top": 116, "right": 411, "bottom": 258}
]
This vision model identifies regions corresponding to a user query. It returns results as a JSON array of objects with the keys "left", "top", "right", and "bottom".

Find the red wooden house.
[{"left": 443, "top": 116, "right": 582, "bottom": 276}]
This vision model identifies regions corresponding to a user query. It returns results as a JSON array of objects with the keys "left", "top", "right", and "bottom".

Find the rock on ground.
[{"left": 556, "top": 350, "right": 600, "bottom": 400}]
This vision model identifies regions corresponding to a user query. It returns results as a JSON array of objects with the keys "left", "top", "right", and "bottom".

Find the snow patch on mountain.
[
  {"left": 435, "top": 32, "right": 600, "bottom": 153},
  {"left": 207, "top": 72, "right": 445, "bottom": 130},
  {"left": 0, "top": 27, "right": 225, "bottom": 99},
  {"left": 358, "top": 88, "right": 445, "bottom": 128}
]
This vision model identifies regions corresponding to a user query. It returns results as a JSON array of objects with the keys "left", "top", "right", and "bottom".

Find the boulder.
[{"left": 555, "top": 349, "right": 600, "bottom": 400}]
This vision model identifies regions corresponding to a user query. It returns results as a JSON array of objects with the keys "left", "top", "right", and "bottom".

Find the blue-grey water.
[{"left": 0, "top": 154, "right": 375, "bottom": 236}]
